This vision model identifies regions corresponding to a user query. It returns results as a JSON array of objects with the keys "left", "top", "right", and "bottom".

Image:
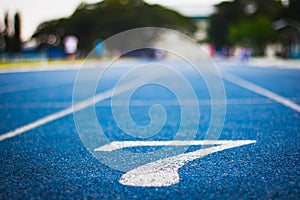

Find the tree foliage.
[
  {"left": 1, "top": 12, "right": 22, "bottom": 53},
  {"left": 278, "top": 0, "right": 300, "bottom": 22},
  {"left": 229, "top": 16, "right": 278, "bottom": 55},
  {"left": 32, "top": 0, "right": 197, "bottom": 54},
  {"left": 208, "top": 0, "right": 283, "bottom": 54},
  {"left": 13, "top": 13, "right": 22, "bottom": 52}
]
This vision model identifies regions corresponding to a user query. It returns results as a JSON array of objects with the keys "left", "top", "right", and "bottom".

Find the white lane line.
[
  {"left": 2, "top": 97, "right": 300, "bottom": 109},
  {"left": 0, "top": 102, "right": 71, "bottom": 109},
  {"left": 96, "top": 97, "right": 300, "bottom": 107},
  {"left": 0, "top": 81, "right": 74, "bottom": 94},
  {"left": 0, "top": 89, "right": 114, "bottom": 142},
  {"left": 0, "top": 71, "right": 160, "bottom": 142},
  {"left": 223, "top": 72, "right": 300, "bottom": 113},
  {"left": 97, "top": 140, "right": 256, "bottom": 187},
  {"left": 0, "top": 83, "right": 42, "bottom": 94},
  {"left": 94, "top": 140, "right": 255, "bottom": 152}
]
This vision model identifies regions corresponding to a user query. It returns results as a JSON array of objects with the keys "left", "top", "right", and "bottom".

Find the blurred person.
[
  {"left": 63, "top": 35, "right": 78, "bottom": 60},
  {"left": 240, "top": 46, "right": 251, "bottom": 62}
]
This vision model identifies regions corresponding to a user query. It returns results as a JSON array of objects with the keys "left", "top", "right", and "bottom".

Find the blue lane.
[{"left": 0, "top": 60, "right": 299, "bottom": 199}]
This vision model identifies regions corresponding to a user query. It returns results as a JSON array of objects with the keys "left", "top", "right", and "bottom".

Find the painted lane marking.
[
  {"left": 95, "top": 140, "right": 256, "bottom": 187},
  {"left": 0, "top": 70, "right": 162, "bottom": 142},
  {"left": 94, "top": 140, "right": 255, "bottom": 152},
  {"left": 0, "top": 82, "right": 48, "bottom": 94},
  {"left": 0, "top": 81, "right": 72, "bottom": 94},
  {"left": 2, "top": 97, "right": 300, "bottom": 109},
  {"left": 0, "top": 98, "right": 275, "bottom": 109},
  {"left": 223, "top": 72, "right": 300, "bottom": 113},
  {"left": 0, "top": 90, "right": 111, "bottom": 142}
]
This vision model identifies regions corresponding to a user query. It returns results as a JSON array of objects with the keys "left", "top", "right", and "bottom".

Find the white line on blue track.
[
  {"left": 1, "top": 72, "right": 299, "bottom": 142},
  {"left": 0, "top": 70, "right": 161, "bottom": 141},
  {"left": 223, "top": 72, "right": 300, "bottom": 113}
]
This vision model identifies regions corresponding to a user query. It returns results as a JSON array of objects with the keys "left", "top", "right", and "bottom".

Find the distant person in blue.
[
  {"left": 240, "top": 46, "right": 251, "bottom": 63},
  {"left": 94, "top": 39, "right": 105, "bottom": 58}
]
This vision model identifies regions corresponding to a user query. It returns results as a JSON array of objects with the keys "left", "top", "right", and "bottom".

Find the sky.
[{"left": 0, "top": 0, "right": 227, "bottom": 40}]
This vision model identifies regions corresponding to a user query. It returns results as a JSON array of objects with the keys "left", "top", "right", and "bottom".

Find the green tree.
[
  {"left": 13, "top": 12, "right": 22, "bottom": 52},
  {"left": 208, "top": 0, "right": 282, "bottom": 53},
  {"left": 275, "top": 0, "right": 300, "bottom": 58},
  {"left": 278, "top": 0, "right": 300, "bottom": 22},
  {"left": 208, "top": 1, "right": 243, "bottom": 48},
  {"left": 3, "top": 12, "right": 22, "bottom": 54},
  {"left": 4, "top": 12, "right": 13, "bottom": 53},
  {"left": 229, "top": 16, "right": 278, "bottom": 56},
  {"left": 32, "top": 0, "right": 197, "bottom": 55}
]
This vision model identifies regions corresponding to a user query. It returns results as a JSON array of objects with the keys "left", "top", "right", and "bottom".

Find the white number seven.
[{"left": 95, "top": 140, "right": 256, "bottom": 187}]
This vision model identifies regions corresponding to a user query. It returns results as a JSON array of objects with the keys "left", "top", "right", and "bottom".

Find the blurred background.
[{"left": 0, "top": 0, "right": 299, "bottom": 61}]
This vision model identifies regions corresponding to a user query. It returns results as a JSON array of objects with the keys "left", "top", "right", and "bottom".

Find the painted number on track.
[{"left": 95, "top": 140, "right": 256, "bottom": 187}]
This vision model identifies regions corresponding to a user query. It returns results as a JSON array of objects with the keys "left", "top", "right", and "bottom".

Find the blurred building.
[{"left": 190, "top": 16, "right": 209, "bottom": 43}]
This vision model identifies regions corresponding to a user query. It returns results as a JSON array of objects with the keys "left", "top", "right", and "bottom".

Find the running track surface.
[{"left": 0, "top": 59, "right": 299, "bottom": 199}]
